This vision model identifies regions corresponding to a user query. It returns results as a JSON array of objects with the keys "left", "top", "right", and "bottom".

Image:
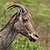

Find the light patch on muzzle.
[{"left": 29, "top": 34, "right": 38, "bottom": 41}]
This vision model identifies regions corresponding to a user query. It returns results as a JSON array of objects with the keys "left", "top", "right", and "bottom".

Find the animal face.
[
  {"left": 8, "top": 4, "right": 38, "bottom": 42},
  {"left": 14, "top": 13, "right": 38, "bottom": 42}
]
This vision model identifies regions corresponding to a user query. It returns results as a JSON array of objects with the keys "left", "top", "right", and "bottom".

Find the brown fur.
[{"left": 0, "top": 4, "right": 38, "bottom": 50}]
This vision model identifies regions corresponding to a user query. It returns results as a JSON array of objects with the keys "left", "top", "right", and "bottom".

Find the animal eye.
[{"left": 23, "top": 18, "right": 28, "bottom": 22}]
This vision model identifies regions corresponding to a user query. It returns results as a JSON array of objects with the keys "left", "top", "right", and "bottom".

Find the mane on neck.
[
  {"left": 0, "top": 6, "right": 22, "bottom": 32},
  {"left": 0, "top": 12, "right": 17, "bottom": 32}
]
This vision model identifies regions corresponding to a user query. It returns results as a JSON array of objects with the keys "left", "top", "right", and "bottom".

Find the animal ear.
[
  {"left": 25, "top": 7, "right": 29, "bottom": 13},
  {"left": 13, "top": 8, "right": 22, "bottom": 21},
  {"left": 18, "top": 8, "right": 22, "bottom": 17}
]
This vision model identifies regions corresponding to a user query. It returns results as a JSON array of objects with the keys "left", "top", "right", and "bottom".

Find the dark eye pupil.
[{"left": 26, "top": 19, "right": 28, "bottom": 21}]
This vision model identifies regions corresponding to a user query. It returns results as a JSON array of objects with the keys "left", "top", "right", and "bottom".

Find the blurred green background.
[{"left": 0, "top": 0, "right": 50, "bottom": 50}]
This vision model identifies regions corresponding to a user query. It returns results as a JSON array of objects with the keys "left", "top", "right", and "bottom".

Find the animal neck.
[
  {"left": 0, "top": 13, "right": 18, "bottom": 50},
  {"left": 0, "top": 12, "right": 18, "bottom": 32}
]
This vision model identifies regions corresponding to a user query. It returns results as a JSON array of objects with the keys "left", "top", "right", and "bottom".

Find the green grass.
[
  {"left": 11, "top": 36, "right": 42, "bottom": 50},
  {"left": 0, "top": 0, "right": 50, "bottom": 50}
]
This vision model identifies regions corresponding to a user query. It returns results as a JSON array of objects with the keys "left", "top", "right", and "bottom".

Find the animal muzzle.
[{"left": 29, "top": 32, "right": 38, "bottom": 42}]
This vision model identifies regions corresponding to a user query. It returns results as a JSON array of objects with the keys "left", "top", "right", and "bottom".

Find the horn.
[{"left": 7, "top": 4, "right": 26, "bottom": 14}]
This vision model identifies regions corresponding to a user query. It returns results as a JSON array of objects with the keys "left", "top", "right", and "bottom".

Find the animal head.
[{"left": 8, "top": 4, "right": 38, "bottom": 42}]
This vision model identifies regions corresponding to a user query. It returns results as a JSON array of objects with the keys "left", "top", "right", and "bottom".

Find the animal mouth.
[
  {"left": 20, "top": 30, "right": 38, "bottom": 42},
  {"left": 29, "top": 34, "right": 38, "bottom": 42}
]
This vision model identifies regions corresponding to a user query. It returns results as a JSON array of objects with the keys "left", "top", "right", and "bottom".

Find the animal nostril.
[{"left": 35, "top": 35, "right": 38, "bottom": 38}]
